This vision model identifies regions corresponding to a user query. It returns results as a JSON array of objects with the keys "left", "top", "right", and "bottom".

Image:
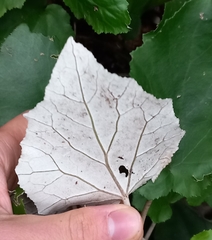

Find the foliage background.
[{"left": 1, "top": 0, "right": 212, "bottom": 239}]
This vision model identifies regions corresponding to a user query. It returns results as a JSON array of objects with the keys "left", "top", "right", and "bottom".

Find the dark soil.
[{"left": 72, "top": 7, "right": 164, "bottom": 76}]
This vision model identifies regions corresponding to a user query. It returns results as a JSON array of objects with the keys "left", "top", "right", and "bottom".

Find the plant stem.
[
  {"left": 144, "top": 222, "right": 156, "bottom": 240},
  {"left": 141, "top": 200, "right": 152, "bottom": 223},
  {"left": 123, "top": 197, "right": 131, "bottom": 206}
]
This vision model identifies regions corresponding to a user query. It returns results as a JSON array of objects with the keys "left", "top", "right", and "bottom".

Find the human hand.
[{"left": 0, "top": 114, "right": 143, "bottom": 240}]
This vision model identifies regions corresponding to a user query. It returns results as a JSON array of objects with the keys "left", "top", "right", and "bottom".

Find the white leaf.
[{"left": 16, "top": 37, "right": 185, "bottom": 214}]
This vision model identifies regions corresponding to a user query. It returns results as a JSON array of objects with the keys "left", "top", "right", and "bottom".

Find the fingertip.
[{"left": 108, "top": 205, "right": 143, "bottom": 240}]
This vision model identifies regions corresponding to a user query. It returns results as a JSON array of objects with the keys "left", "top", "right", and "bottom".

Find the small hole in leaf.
[{"left": 119, "top": 165, "right": 128, "bottom": 177}]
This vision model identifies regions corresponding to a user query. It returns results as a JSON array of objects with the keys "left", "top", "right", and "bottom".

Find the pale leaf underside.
[{"left": 16, "top": 37, "right": 185, "bottom": 214}]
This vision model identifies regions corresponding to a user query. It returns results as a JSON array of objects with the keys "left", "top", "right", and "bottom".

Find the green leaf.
[
  {"left": 125, "top": 0, "right": 149, "bottom": 38},
  {"left": 0, "top": 0, "right": 74, "bottom": 50},
  {"left": 160, "top": 0, "right": 189, "bottom": 20},
  {"left": 149, "top": 198, "right": 172, "bottom": 223},
  {"left": 144, "top": 0, "right": 189, "bottom": 41},
  {"left": 0, "top": 0, "right": 26, "bottom": 18},
  {"left": 148, "top": 192, "right": 182, "bottom": 223},
  {"left": 131, "top": 191, "right": 147, "bottom": 212},
  {"left": 206, "top": 196, "right": 212, "bottom": 209},
  {"left": 28, "top": 4, "right": 74, "bottom": 50},
  {"left": 154, "top": 201, "right": 212, "bottom": 240},
  {"left": 191, "top": 230, "right": 212, "bottom": 240},
  {"left": 135, "top": 167, "right": 173, "bottom": 200},
  {"left": 126, "top": 0, "right": 171, "bottom": 39},
  {"left": 11, "top": 186, "right": 26, "bottom": 214},
  {"left": 187, "top": 184, "right": 212, "bottom": 206},
  {"left": 11, "top": 186, "right": 37, "bottom": 214},
  {"left": 130, "top": 0, "right": 212, "bottom": 199},
  {"left": 0, "top": 24, "right": 59, "bottom": 125},
  {"left": 63, "top": 0, "right": 130, "bottom": 34},
  {"left": 148, "top": 0, "right": 171, "bottom": 7}
]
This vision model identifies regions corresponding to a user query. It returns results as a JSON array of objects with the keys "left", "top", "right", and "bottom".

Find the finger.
[
  {"left": 0, "top": 114, "right": 27, "bottom": 213},
  {"left": 0, "top": 205, "right": 143, "bottom": 240},
  {"left": 0, "top": 114, "right": 27, "bottom": 188},
  {"left": 0, "top": 168, "right": 12, "bottom": 214}
]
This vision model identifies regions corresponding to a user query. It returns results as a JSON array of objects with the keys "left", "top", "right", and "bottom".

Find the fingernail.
[{"left": 108, "top": 207, "right": 142, "bottom": 240}]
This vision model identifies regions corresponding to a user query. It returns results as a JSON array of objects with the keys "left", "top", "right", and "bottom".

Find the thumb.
[
  {"left": 65, "top": 204, "right": 143, "bottom": 240},
  {"left": 0, "top": 204, "right": 143, "bottom": 240}
]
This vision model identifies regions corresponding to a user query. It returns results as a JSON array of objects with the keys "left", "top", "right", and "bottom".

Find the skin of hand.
[{"left": 0, "top": 114, "right": 143, "bottom": 240}]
